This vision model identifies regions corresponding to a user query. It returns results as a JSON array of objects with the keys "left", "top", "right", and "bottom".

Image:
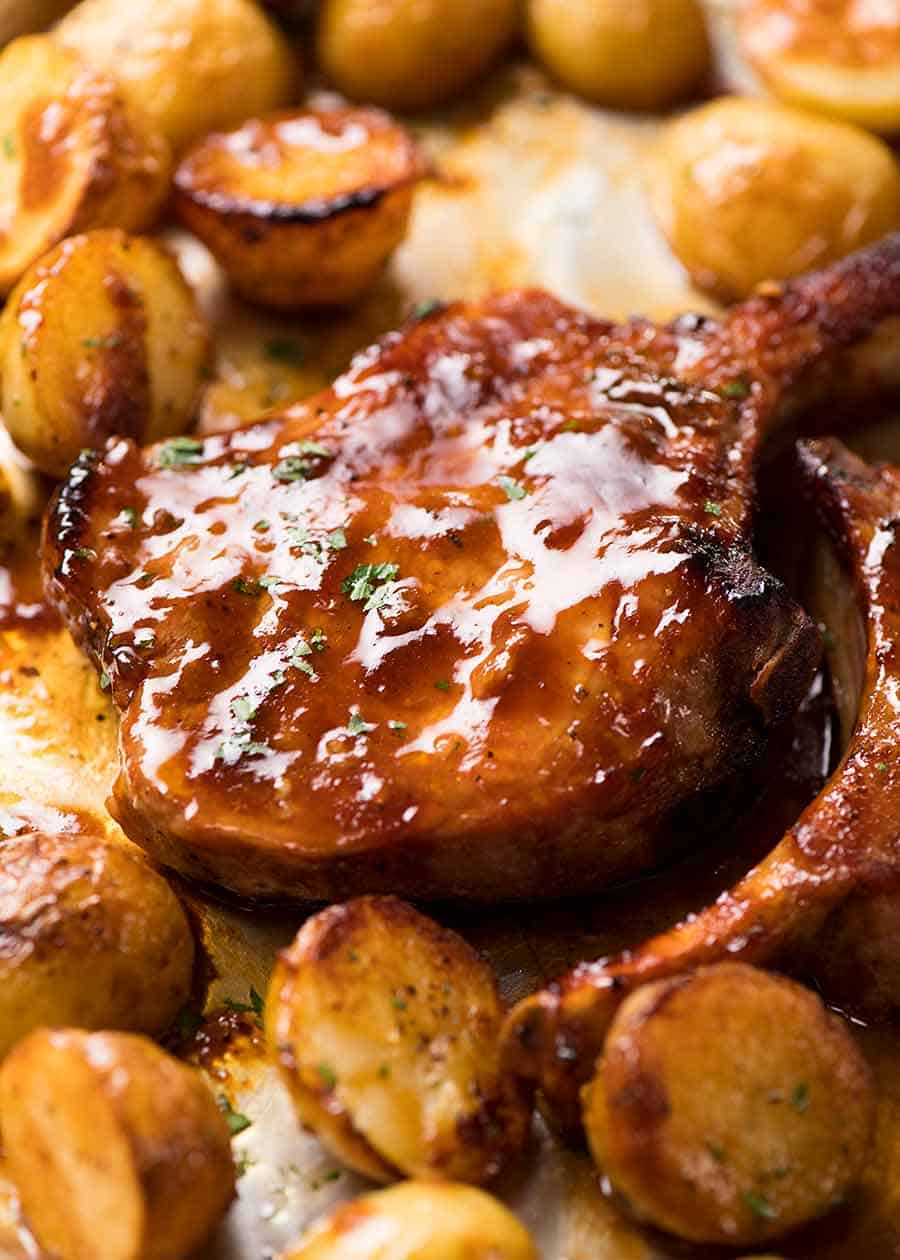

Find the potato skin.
[
  {"left": 0, "top": 1028, "right": 234, "bottom": 1260},
  {"left": 316, "top": 0, "right": 518, "bottom": 112},
  {"left": 0, "top": 831, "right": 195, "bottom": 1058},
  {"left": 0, "top": 229, "right": 210, "bottom": 477},
  {"left": 266, "top": 896, "right": 529, "bottom": 1184},
  {"left": 526, "top": 0, "right": 711, "bottom": 111},
  {"left": 652, "top": 96, "right": 900, "bottom": 301},
  {"left": 0, "top": 35, "right": 170, "bottom": 296},
  {"left": 282, "top": 1180, "right": 537, "bottom": 1260},
  {"left": 583, "top": 963, "right": 875, "bottom": 1246},
  {"left": 174, "top": 106, "right": 426, "bottom": 310},
  {"left": 56, "top": 0, "right": 298, "bottom": 152}
]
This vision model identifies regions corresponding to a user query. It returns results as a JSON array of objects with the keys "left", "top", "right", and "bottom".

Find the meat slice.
[
  {"left": 43, "top": 236, "right": 900, "bottom": 902},
  {"left": 502, "top": 438, "right": 900, "bottom": 1132}
]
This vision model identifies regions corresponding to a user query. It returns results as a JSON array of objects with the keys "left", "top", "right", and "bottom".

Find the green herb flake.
[
  {"left": 497, "top": 474, "right": 527, "bottom": 501},
  {"left": 388, "top": 719, "right": 407, "bottom": 733},
  {"left": 217, "top": 1095, "right": 252, "bottom": 1136},
  {"left": 707, "top": 1142, "right": 725, "bottom": 1163},
  {"left": 317, "top": 1063, "right": 337, "bottom": 1089},
  {"left": 434, "top": 679, "right": 451, "bottom": 692},
  {"left": 347, "top": 712, "right": 369, "bottom": 736},
  {"left": 722, "top": 376, "right": 752, "bottom": 400},
  {"left": 99, "top": 672, "right": 111, "bottom": 692},
  {"left": 742, "top": 1189, "right": 777, "bottom": 1221},
  {"left": 258, "top": 575, "right": 281, "bottom": 590},
  {"left": 273, "top": 457, "right": 311, "bottom": 483},
  {"left": 310, "top": 628, "right": 327, "bottom": 651},
  {"left": 392, "top": 993, "right": 408, "bottom": 1011},
  {"left": 71, "top": 547, "right": 96, "bottom": 561},
  {"left": 412, "top": 298, "right": 442, "bottom": 320},
  {"left": 253, "top": 519, "right": 270, "bottom": 533},
  {"left": 704, "top": 500, "right": 723, "bottom": 517},
  {"left": 2, "top": 134, "right": 15, "bottom": 160},
  {"left": 342, "top": 562, "right": 400, "bottom": 609},
  {"left": 231, "top": 697, "right": 256, "bottom": 723},
  {"left": 175, "top": 1006, "right": 203, "bottom": 1038},
  {"left": 790, "top": 1082, "right": 810, "bottom": 1113},
  {"left": 158, "top": 435, "right": 204, "bottom": 468},
  {"left": 232, "top": 577, "right": 261, "bottom": 596},
  {"left": 235, "top": 1152, "right": 255, "bottom": 1178},
  {"left": 876, "top": 762, "right": 889, "bottom": 773},
  {"left": 119, "top": 507, "right": 138, "bottom": 528},
  {"left": 328, "top": 528, "right": 347, "bottom": 551},
  {"left": 249, "top": 987, "right": 265, "bottom": 1017},
  {"left": 82, "top": 333, "right": 124, "bottom": 350},
  {"left": 378, "top": 1063, "right": 392, "bottom": 1079},
  {"left": 265, "top": 337, "right": 306, "bottom": 367}
]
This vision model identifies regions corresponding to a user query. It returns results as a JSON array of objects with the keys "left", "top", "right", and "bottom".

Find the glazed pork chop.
[{"left": 44, "top": 236, "right": 900, "bottom": 902}]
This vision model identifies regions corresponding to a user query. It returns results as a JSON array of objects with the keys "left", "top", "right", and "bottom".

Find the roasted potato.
[
  {"left": 56, "top": 0, "right": 298, "bottom": 152},
  {"left": 0, "top": 1028, "right": 234, "bottom": 1260},
  {"left": 281, "top": 1181, "right": 537, "bottom": 1260},
  {"left": 174, "top": 106, "right": 427, "bottom": 310},
  {"left": 266, "top": 896, "right": 529, "bottom": 1184},
  {"left": 0, "top": 831, "right": 194, "bottom": 1057},
  {"left": 800, "top": 888, "right": 900, "bottom": 1020},
  {"left": 0, "top": 229, "right": 210, "bottom": 477},
  {"left": 526, "top": 0, "right": 711, "bottom": 111},
  {"left": 583, "top": 963, "right": 874, "bottom": 1246},
  {"left": 316, "top": 0, "right": 518, "bottom": 112},
  {"left": 651, "top": 96, "right": 900, "bottom": 301},
  {"left": 0, "top": 35, "right": 170, "bottom": 297},
  {"left": 739, "top": 0, "right": 900, "bottom": 134}
]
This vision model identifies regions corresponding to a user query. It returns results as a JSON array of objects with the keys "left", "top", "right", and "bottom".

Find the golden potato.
[
  {"left": 583, "top": 963, "right": 874, "bottom": 1246},
  {"left": 316, "top": 0, "right": 518, "bottom": 112},
  {"left": 0, "top": 1029, "right": 234, "bottom": 1260},
  {"left": 281, "top": 1181, "right": 537, "bottom": 1260},
  {"left": 0, "top": 831, "right": 194, "bottom": 1057},
  {"left": 0, "top": 35, "right": 170, "bottom": 297},
  {"left": 266, "top": 896, "right": 529, "bottom": 1184},
  {"left": 174, "top": 106, "right": 426, "bottom": 310},
  {"left": 526, "top": 0, "right": 711, "bottom": 110},
  {"left": 0, "top": 229, "right": 210, "bottom": 477},
  {"left": 56, "top": 0, "right": 298, "bottom": 152},
  {"left": 739, "top": 0, "right": 900, "bottom": 134},
  {"left": 651, "top": 96, "right": 900, "bottom": 301}
]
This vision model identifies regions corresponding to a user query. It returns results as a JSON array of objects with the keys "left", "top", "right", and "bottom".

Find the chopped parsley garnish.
[
  {"left": 412, "top": 298, "right": 442, "bottom": 320},
  {"left": 258, "top": 575, "right": 281, "bottom": 590},
  {"left": 392, "top": 993, "right": 408, "bottom": 1011},
  {"left": 722, "top": 375, "right": 752, "bottom": 400},
  {"left": 119, "top": 507, "right": 138, "bottom": 528},
  {"left": 742, "top": 1189, "right": 777, "bottom": 1221},
  {"left": 250, "top": 986, "right": 264, "bottom": 1017},
  {"left": 378, "top": 1063, "right": 392, "bottom": 1078},
  {"left": 253, "top": 519, "right": 270, "bottom": 533},
  {"left": 876, "top": 761, "right": 889, "bottom": 772},
  {"left": 291, "top": 638, "right": 317, "bottom": 677},
  {"left": 388, "top": 720, "right": 407, "bottom": 733},
  {"left": 217, "top": 1096, "right": 252, "bottom": 1136},
  {"left": 232, "top": 577, "right": 261, "bottom": 596},
  {"left": 265, "top": 337, "right": 306, "bottom": 366},
  {"left": 273, "top": 456, "right": 312, "bottom": 483},
  {"left": 231, "top": 696, "right": 256, "bottom": 723},
  {"left": 317, "top": 1063, "right": 337, "bottom": 1089},
  {"left": 216, "top": 731, "right": 271, "bottom": 765},
  {"left": 703, "top": 500, "right": 722, "bottom": 517},
  {"left": 347, "top": 712, "right": 370, "bottom": 736},
  {"left": 158, "top": 436, "right": 204, "bottom": 468},
  {"left": 790, "top": 1082, "right": 810, "bottom": 1113},
  {"left": 497, "top": 475, "right": 527, "bottom": 501},
  {"left": 2, "top": 134, "right": 15, "bottom": 160},
  {"left": 71, "top": 547, "right": 96, "bottom": 561},
  {"left": 82, "top": 333, "right": 123, "bottom": 350},
  {"left": 176, "top": 1006, "right": 203, "bottom": 1038},
  {"left": 434, "top": 679, "right": 451, "bottom": 692},
  {"left": 328, "top": 528, "right": 347, "bottom": 550},
  {"left": 310, "top": 628, "right": 327, "bottom": 651},
  {"left": 99, "top": 672, "right": 111, "bottom": 691},
  {"left": 342, "top": 562, "right": 400, "bottom": 612}
]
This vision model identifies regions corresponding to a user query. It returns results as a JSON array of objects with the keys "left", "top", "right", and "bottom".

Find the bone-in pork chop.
[{"left": 43, "top": 236, "right": 900, "bottom": 901}]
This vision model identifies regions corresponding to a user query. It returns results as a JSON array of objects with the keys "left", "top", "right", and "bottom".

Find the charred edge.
[
  {"left": 681, "top": 525, "right": 784, "bottom": 608},
  {"left": 48, "top": 447, "right": 101, "bottom": 555},
  {"left": 175, "top": 181, "right": 397, "bottom": 228}
]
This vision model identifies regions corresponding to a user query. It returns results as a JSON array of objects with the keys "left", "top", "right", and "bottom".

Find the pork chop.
[{"left": 43, "top": 235, "right": 900, "bottom": 901}]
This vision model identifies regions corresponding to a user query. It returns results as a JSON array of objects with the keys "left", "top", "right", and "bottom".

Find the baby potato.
[
  {"left": 583, "top": 963, "right": 874, "bottom": 1246},
  {"left": 266, "top": 896, "right": 529, "bottom": 1184},
  {"left": 526, "top": 0, "right": 711, "bottom": 111},
  {"left": 174, "top": 106, "right": 427, "bottom": 310},
  {"left": 652, "top": 96, "right": 900, "bottom": 301},
  {"left": 316, "top": 0, "right": 518, "bottom": 112},
  {"left": 0, "top": 229, "right": 210, "bottom": 477},
  {"left": 739, "top": 0, "right": 900, "bottom": 134},
  {"left": 0, "top": 1029, "right": 234, "bottom": 1260},
  {"left": 56, "top": 0, "right": 298, "bottom": 152},
  {"left": 281, "top": 1181, "right": 537, "bottom": 1260},
  {"left": 0, "top": 35, "right": 170, "bottom": 297},
  {"left": 0, "top": 830, "right": 194, "bottom": 1057}
]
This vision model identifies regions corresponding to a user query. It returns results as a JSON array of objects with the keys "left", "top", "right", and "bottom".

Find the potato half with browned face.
[
  {"left": 582, "top": 963, "right": 875, "bottom": 1246},
  {"left": 0, "top": 1029, "right": 235, "bottom": 1260},
  {"left": 174, "top": 106, "right": 427, "bottom": 310},
  {"left": 0, "top": 831, "right": 195, "bottom": 1057},
  {"left": 0, "top": 229, "right": 211, "bottom": 478},
  {"left": 266, "top": 896, "right": 529, "bottom": 1184},
  {"left": 0, "top": 35, "right": 171, "bottom": 297}
]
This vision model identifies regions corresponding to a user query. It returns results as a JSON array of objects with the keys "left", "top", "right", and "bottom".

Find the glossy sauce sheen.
[{"left": 44, "top": 290, "right": 818, "bottom": 900}]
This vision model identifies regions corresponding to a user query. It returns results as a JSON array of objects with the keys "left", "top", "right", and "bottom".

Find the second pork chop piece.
[{"left": 44, "top": 236, "right": 900, "bottom": 900}]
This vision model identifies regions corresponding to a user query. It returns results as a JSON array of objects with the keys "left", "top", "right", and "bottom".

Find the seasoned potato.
[
  {"left": 583, "top": 963, "right": 874, "bottom": 1246},
  {"left": 0, "top": 831, "right": 194, "bottom": 1057},
  {"left": 0, "top": 35, "right": 170, "bottom": 297},
  {"left": 0, "top": 1029, "right": 234, "bottom": 1260},
  {"left": 801, "top": 888, "right": 900, "bottom": 1020},
  {"left": 652, "top": 96, "right": 900, "bottom": 301},
  {"left": 56, "top": 0, "right": 298, "bottom": 152},
  {"left": 174, "top": 106, "right": 426, "bottom": 310},
  {"left": 266, "top": 896, "right": 529, "bottom": 1183},
  {"left": 526, "top": 0, "right": 711, "bottom": 111},
  {"left": 281, "top": 1181, "right": 537, "bottom": 1260},
  {"left": 0, "top": 229, "right": 210, "bottom": 477},
  {"left": 316, "top": 0, "right": 518, "bottom": 112},
  {"left": 739, "top": 0, "right": 900, "bottom": 134}
]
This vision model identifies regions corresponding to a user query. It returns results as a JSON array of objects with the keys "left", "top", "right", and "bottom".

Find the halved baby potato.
[
  {"left": 0, "top": 1028, "right": 235, "bottom": 1260},
  {"left": 266, "top": 896, "right": 529, "bottom": 1184},
  {"left": 55, "top": 0, "right": 298, "bottom": 152},
  {"left": 0, "top": 830, "right": 195, "bottom": 1057},
  {"left": 739, "top": 0, "right": 900, "bottom": 134},
  {"left": 0, "top": 35, "right": 171, "bottom": 297},
  {"left": 281, "top": 1180, "right": 538, "bottom": 1260},
  {"left": 0, "top": 228, "right": 210, "bottom": 477},
  {"left": 583, "top": 963, "right": 875, "bottom": 1246},
  {"left": 174, "top": 106, "right": 427, "bottom": 310}
]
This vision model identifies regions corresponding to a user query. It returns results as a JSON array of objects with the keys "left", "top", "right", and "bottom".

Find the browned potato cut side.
[
  {"left": 526, "top": 0, "right": 711, "bottom": 111},
  {"left": 0, "top": 1029, "right": 234, "bottom": 1260},
  {"left": 316, "top": 0, "right": 518, "bottom": 112},
  {"left": 56, "top": 0, "right": 299, "bottom": 152},
  {"left": 0, "top": 229, "right": 210, "bottom": 477},
  {"left": 583, "top": 963, "right": 875, "bottom": 1246},
  {"left": 266, "top": 896, "right": 529, "bottom": 1183},
  {"left": 0, "top": 35, "right": 171, "bottom": 296},
  {"left": 281, "top": 1180, "right": 538, "bottom": 1260},
  {"left": 174, "top": 107, "right": 426, "bottom": 310},
  {"left": 0, "top": 831, "right": 194, "bottom": 1056},
  {"left": 651, "top": 97, "right": 900, "bottom": 301}
]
